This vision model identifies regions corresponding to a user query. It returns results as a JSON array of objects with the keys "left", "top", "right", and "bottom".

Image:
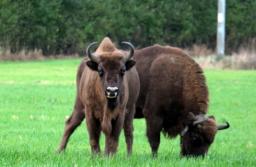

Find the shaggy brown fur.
[
  {"left": 134, "top": 44, "right": 229, "bottom": 157},
  {"left": 57, "top": 38, "right": 140, "bottom": 155}
]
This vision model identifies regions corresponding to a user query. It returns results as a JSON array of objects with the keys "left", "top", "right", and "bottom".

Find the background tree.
[{"left": 0, "top": 0, "right": 255, "bottom": 55}]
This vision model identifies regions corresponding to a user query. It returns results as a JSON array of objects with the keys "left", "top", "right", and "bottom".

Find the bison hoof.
[
  {"left": 152, "top": 152, "right": 158, "bottom": 158},
  {"left": 56, "top": 148, "right": 65, "bottom": 154}
]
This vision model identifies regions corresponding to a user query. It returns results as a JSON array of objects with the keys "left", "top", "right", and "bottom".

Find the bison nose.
[{"left": 106, "top": 87, "right": 119, "bottom": 99}]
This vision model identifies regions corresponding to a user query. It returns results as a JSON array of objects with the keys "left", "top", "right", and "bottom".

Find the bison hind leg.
[
  {"left": 124, "top": 105, "right": 136, "bottom": 155},
  {"left": 57, "top": 109, "right": 85, "bottom": 153}
]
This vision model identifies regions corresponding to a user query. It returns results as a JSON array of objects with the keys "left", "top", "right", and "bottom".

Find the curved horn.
[
  {"left": 193, "top": 116, "right": 208, "bottom": 125},
  {"left": 86, "top": 42, "right": 99, "bottom": 63},
  {"left": 217, "top": 121, "right": 230, "bottom": 130},
  {"left": 188, "top": 112, "right": 196, "bottom": 120},
  {"left": 180, "top": 126, "right": 189, "bottom": 136},
  {"left": 121, "top": 41, "right": 135, "bottom": 62}
]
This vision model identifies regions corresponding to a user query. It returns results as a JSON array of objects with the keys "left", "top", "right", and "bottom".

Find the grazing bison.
[
  {"left": 57, "top": 37, "right": 140, "bottom": 155},
  {"left": 134, "top": 45, "right": 229, "bottom": 157}
]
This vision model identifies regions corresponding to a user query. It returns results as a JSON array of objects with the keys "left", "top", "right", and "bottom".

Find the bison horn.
[
  {"left": 121, "top": 41, "right": 135, "bottom": 62},
  {"left": 193, "top": 116, "right": 208, "bottom": 125},
  {"left": 188, "top": 112, "right": 196, "bottom": 119},
  {"left": 86, "top": 42, "right": 99, "bottom": 63},
  {"left": 180, "top": 126, "right": 189, "bottom": 136},
  {"left": 189, "top": 112, "right": 209, "bottom": 125},
  {"left": 217, "top": 121, "right": 230, "bottom": 130}
]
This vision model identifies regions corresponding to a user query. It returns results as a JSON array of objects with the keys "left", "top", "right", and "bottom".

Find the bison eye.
[
  {"left": 120, "top": 68, "right": 125, "bottom": 76},
  {"left": 98, "top": 68, "right": 104, "bottom": 77}
]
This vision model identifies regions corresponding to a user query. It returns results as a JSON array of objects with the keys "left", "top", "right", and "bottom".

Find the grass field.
[{"left": 0, "top": 58, "right": 255, "bottom": 167}]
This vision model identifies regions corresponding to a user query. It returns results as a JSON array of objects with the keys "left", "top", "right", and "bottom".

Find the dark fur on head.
[
  {"left": 180, "top": 114, "right": 217, "bottom": 157},
  {"left": 180, "top": 113, "right": 229, "bottom": 157}
]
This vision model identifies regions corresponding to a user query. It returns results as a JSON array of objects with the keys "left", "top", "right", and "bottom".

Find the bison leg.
[
  {"left": 86, "top": 114, "right": 101, "bottom": 154},
  {"left": 145, "top": 109, "right": 163, "bottom": 157},
  {"left": 124, "top": 105, "right": 136, "bottom": 155},
  {"left": 57, "top": 98, "right": 85, "bottom": 153},
  {"left": 105, "top": 113, "right": 125, "bottom": 156},
  {"left": 180, "top": 136, "right": 189, "bottom": 157},
  {"left": 105, "top": 135, "right": 118, "bottom": 156}
]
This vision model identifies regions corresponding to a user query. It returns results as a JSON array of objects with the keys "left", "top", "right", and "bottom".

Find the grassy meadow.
[{"left": 0, "top": 58, "right": 255, "bottom": 166}]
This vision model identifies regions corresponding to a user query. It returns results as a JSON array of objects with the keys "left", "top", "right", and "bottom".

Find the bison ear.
[
  {"left": 86, "top": 61, "right": 98, "bottom": 71},
  {"left": 125, "top": 60, "right": 136, "bottom": 71}
]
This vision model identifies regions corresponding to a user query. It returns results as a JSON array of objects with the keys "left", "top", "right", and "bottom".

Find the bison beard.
[{"left": 107, "top": 98, "right": 118, "bottom": 110}]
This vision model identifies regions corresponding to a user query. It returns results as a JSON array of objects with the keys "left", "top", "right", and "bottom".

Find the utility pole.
[{"left": 217, "top": 0, "right": 226, "bottom": 58}]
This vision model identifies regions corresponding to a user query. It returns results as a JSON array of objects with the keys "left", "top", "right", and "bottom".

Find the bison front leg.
[
  {"left": 105, "top": 135, "right": 119, "bottom": 156},
  {"left": 86, "top": 114, "right": 101, "bottom": 154},
  {"left": 145, "top": 109, "right": 163, "bottom": 157},
  {"left": 105, "top": 113, "right": 125, "bottom": 156},
  {"left": 57, "top": 98, "right": 85, "bottom": 153},
  {"left": 124, "top": 105, "right": 136, "bottom": 155}
]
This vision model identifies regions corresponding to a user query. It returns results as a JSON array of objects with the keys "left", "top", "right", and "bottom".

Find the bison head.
[
  {"left": 86, "top": 37, "right": 136, "bottom": 109},
  {"left": 180, "top": 112, "right": 229, "bottom": 157}
]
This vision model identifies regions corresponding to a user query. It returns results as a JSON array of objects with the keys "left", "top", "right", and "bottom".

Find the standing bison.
[
  {"left": 134, "top": 45, "right": 229, "bottom": 157},
  {"left": 57, "top": 37, "right": 140, "bottom": 155}
]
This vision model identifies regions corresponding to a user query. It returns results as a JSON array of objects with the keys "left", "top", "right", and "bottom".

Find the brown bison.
[
  {"left": 57, "top": 37, "right": 140, "bottom": 155},
  {"left": 134, "top": 44, "right": 229, "bottom": 157}
]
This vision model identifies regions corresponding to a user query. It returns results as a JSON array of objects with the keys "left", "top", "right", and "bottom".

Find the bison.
[
  {"left": 57, "top": 37, "right": 140, "bottom": 155},
  {"left": 134, "top": 44, "right": 229, "bottom": 157}
]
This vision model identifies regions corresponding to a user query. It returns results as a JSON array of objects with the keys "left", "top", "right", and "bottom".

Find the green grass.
[{"left": 0, "top": 58, "right": 255, "bottom": 167}]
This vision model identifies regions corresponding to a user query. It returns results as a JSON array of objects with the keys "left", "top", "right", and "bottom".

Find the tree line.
[{"left": 0, "top": 0, "right": 255, "bottom": 55}]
